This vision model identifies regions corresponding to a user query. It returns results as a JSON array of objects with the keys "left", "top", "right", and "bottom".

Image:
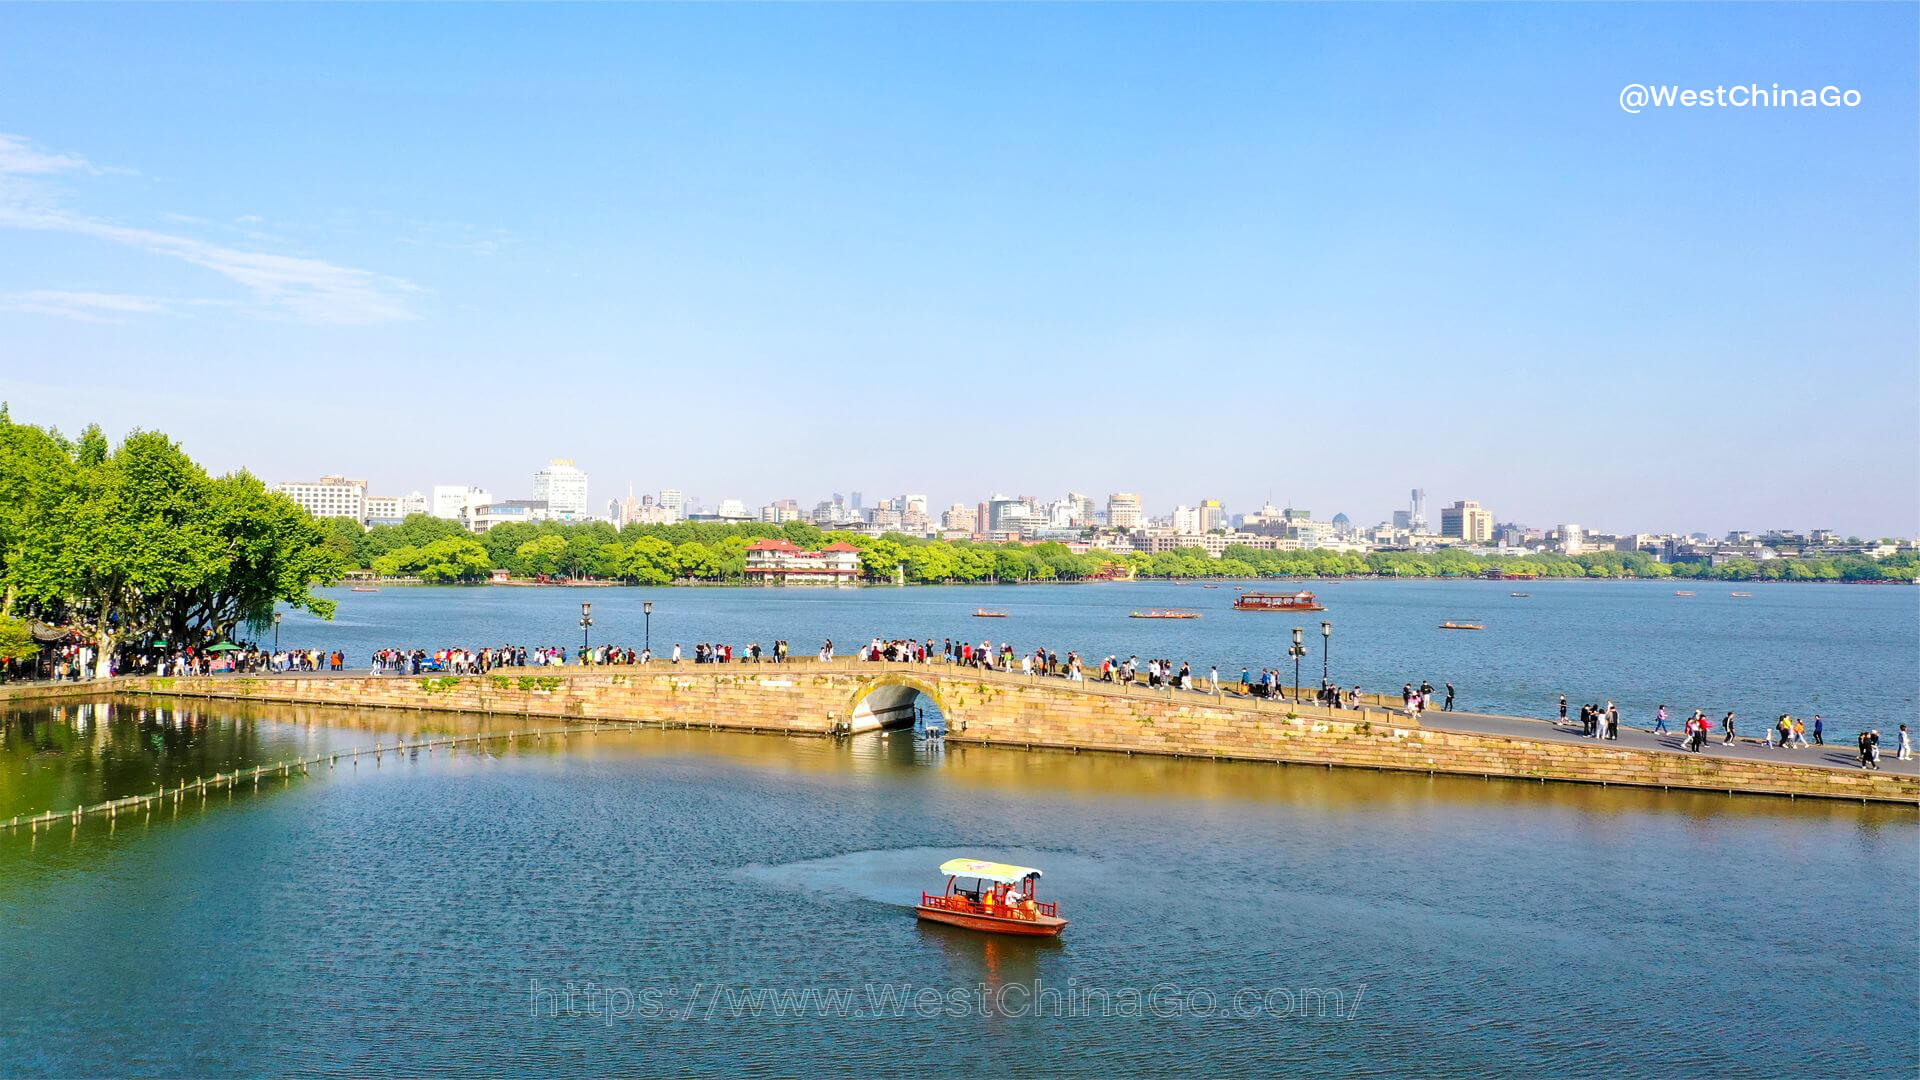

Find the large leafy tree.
[
  {"left": 372, "top": 537, "right": 492, "bottom": 583},
  {"left": 9, "top": 427, "right": 342, "bottom": 675}
]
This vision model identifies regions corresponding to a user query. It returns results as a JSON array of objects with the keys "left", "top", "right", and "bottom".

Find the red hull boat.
[{"left": 916, "top": 858, "right": 1067, "bottom": 937}]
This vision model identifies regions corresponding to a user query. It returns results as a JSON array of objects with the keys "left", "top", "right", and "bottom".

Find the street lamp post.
[
  {"left": 273, "top": 612, "right": 282, "bottom": 653},
  {"left": 580, "top": 602, "right": 593, "bottom": 661},
  {"left": 1289, "top": 626, "right": 1305, "bottom": 701},
  {"left": 643, "top": 601, "right": 653, "bottom": 654},
  {"left": 1321, "top": 620, "right": 1332, "bottom": 688}
]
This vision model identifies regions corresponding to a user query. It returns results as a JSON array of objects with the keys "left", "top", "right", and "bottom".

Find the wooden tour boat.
[
  {"left": 917, "top": 858, "right": 1066, "bottom": 937},
  {"left": 1129, "top": 610, "right": 1201, "bottom": 620},
  {"left": 1233, "top": 590, "right": 1324, "bottom": 612},
  {"left": 1438, "top": 622, "right": 1484, "bottom": 631},
  {"left": 972, "top": 609, "right": 1009, "bottom": 618}
]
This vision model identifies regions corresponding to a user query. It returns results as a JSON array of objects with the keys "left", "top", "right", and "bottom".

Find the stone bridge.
[{"left": 9, "top": 662, "right": 1916, "bottom": 804}]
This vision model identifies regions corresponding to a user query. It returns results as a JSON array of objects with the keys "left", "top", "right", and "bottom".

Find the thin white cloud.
[
  {"left": 0, "top": 133, "right": 418, "bottom": 326},
  {"left": 0, "top": 133, "right": 96, "bottom": 176},
  {"left": 0, "top": 290, "right": 174, "bottom": 323}
]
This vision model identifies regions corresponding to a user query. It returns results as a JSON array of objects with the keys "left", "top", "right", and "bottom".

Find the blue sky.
[{"left": 2, "top": 3, "right": 1914, "bottom": 535}]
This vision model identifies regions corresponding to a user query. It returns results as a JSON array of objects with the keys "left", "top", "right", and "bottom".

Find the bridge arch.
[{"left": 845, "top": 672, "right": 953, "bottom": 734}]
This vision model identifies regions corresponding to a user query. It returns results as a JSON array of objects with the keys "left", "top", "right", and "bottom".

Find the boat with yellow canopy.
[{"left": 916, "top": 858, "right": 1067, "bottom": 937}]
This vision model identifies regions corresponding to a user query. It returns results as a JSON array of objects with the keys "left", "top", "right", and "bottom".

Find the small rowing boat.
[
  {"left": 972, "top": 609, "right": 1009, "bottom": 618},
  {"left": 351, "top": 586, "right": 380, "bottom": 593},
  {"left": 1674, "top": 591, "right": 1695, "bottom": 597},
  {"left": 1509, "top": 592, "right": 1531, "bottom": 598},
  {"left": 1730, "top": 591, "right": 1751, "bottom": 597},
  {"left": 1438, "top": 622, "right": 1483, "bottom": 631},
  {"left": 1130, "top": 610, "right": 1200, "bottom": 620}
]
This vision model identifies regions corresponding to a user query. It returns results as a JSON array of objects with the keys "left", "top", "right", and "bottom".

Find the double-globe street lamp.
[
  {"left": 1321, "top": 620, "right": 1332, "bottom": 688},
  {"left": 580, "top": 602, "right": 593, "bottom": 660},
  {"left": 1288, "top": 626, "right": 1306, "bottom": 701}
]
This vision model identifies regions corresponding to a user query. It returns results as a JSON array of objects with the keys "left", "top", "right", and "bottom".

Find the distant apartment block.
[
  {"left": 277, "top": 475, "right": 367, "bottom": 521},
  {"left": 1106, "top": 492, "right": 1143, "bottom": 531},
  {"left": 432, "top": 485, "right": 492, "bottom": 522}
]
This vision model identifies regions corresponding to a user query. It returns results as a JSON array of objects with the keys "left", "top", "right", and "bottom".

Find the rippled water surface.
[{"left": 1, "top": 699, "right": 1914, "bottom": 1076}]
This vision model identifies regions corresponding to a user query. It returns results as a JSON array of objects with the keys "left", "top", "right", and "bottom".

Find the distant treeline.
[{"left": 327, "top": 516, "right": 1920, "bottom": 585}]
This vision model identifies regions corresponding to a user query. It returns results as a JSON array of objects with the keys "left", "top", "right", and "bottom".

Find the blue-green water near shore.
[{"left": 1, "top": 581, "right": 1914, "bottom": 1076}]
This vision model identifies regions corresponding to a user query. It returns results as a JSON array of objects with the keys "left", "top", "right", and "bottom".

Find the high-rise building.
[
  {"left": 1441, "top": 499, "right": 1495, "bottom": 543},
  {"left": 1409, "top": 488, "right": 1428, "bottom": 532},
  {"left": 850, "top": 491, "right": 863, "bottom": 511},
  {"left": 657, "top": 489, "right": 684, "bottom": 523},
  {"left": 278, "top": 475, "right": 367, "bottom": 522},
  {"left": 1106, "top": 492, "right": 1143, "bottom": 531},
  {"left": 986, "top": 494, "right": 1027, "bottom": 535},
  {"left": 1197, "top": 499, "right": 1225, "bottom": 533},
  {"left": 942, "top": 503, "right": 974, "bottom": 532},
  {"left": 902, "top": 494, "right": 928, "bottom": 517},
  {"left": 432, "top": 485, "right": 492, "bottom": 522},
  {"left": 533, "top": 459, "right": 590, "bottom": 518},
  {"left": 1170, "top": 505, "right": 1201, "bottom": 533}
]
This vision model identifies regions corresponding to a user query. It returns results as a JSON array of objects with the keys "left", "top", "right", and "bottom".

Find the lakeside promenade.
[{"left": 4, "top": 663, "right": 1913, "bottom": 804}]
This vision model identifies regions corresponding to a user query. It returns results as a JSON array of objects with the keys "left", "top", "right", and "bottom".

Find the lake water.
[
  {"left": 0, "top": 698, "right": 1914, "bottom": 1076},
  {"left": 273, "top": 580, "right": 1920, "bottom": 725}
]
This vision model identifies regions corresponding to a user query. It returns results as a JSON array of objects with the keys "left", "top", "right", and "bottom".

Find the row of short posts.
[{"left": 4, "top": 726, "right": 603, "bottom": 832}]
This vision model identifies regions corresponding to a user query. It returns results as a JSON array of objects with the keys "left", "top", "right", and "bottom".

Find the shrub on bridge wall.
[{"left": 419, "top": 676, "right": 462, "bottom": 695}]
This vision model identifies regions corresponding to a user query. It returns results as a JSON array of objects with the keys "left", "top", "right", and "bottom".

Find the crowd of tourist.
[{"left": 15, "top": 627, "right": 1911, "bottom": 772}]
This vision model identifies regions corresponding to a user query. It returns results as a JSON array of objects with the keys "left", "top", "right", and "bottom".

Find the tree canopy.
[{"left": 0, "top": 409, "right": 344, "bottom": 675}]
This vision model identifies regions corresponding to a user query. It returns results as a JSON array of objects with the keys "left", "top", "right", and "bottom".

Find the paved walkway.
[
  {"left": 1417, "top": 708, "right": 1919, "bottom": 778},
  {"left": 12, "top": 666, "right": 1915, "bottom": 780}
]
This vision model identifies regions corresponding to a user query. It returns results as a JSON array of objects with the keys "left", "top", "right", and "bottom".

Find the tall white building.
[
  {"left": 658, "top": 489, "right": 684, "bottom": 523},
  {"left": 533, "top": 459, "right": 590, "bottom": 518},
  {"left": 1107, "top": 492, "right": 1143, "bottom": 531},
  {"left": 432, "top": 485, "right": 492, "bottom": 522},
  {"left": 398, "top": 490, "right": 430, "bottom": 517},
  {"left": 278, "top": 476, "right": 367, "bottom": 522}
]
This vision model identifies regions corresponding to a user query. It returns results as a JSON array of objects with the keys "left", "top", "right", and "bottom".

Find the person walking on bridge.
[
  {"left": 1443, "top": 682, "right": 1454, "bottom": 711},
  {"left": 1722, "top": 711, "right": 1737, "bottom": 744},
  {"left": 1652, "top": 704, "right": 1670, "bottom": 735}
]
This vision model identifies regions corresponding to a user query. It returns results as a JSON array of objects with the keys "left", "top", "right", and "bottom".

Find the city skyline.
[
  {"left": 260, "top": 453, "right": 1909, "bottom": 544},
  {"left": 3, "top": 4, "right": 1916, "bottom": 536}
]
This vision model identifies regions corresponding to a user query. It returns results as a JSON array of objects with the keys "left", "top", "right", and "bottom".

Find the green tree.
[
  {"left": 11, "top": 429, "right": 340, "bottom": 675},
  {"left": 516, "top": 534, "right": 569, "bottom": 577},
  {"left": 373, "top": 537, "right": 492, "bottom": 583}
]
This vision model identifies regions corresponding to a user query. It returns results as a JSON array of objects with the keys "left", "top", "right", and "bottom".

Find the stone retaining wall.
[{"left": 4, "top": 667, "right": 1912, "bottom": 805}]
